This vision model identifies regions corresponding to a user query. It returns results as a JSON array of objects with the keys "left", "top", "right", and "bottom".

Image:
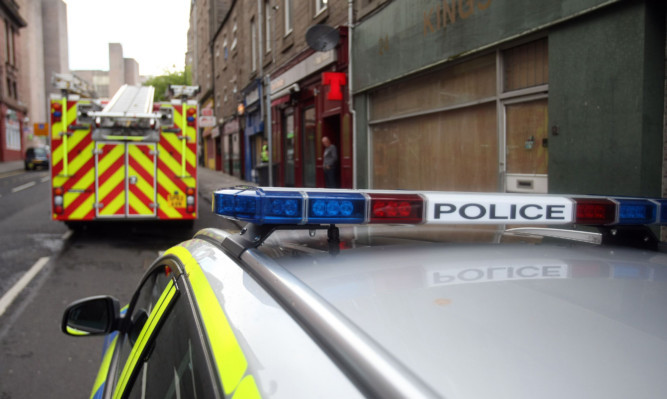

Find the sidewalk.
[
  {"left": 0, "top": 161, "right": 23, "bottom": 174},
  {"left": 197, "top": 166, "right": 254, "bottom": 206}
]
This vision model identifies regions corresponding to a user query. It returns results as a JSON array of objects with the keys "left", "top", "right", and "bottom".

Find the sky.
[{"left": 63, "top": 0, "right": 191, "bottom": 77}]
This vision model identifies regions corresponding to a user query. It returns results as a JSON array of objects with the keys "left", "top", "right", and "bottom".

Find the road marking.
[
  {"left": 12, "top": 181, "right": 36, "bottom": 193},
  {"left": 41, "top": 176, "right": 50, "bottom": 183},
  {"left": 62, "top": 230, "right": 73, "bottom": 241},
  {"left": 0, "top": 257, "right": 50, "bottom": 317},
  {"left": 0, "top": 170, "right": 23, "bottom": 179}
]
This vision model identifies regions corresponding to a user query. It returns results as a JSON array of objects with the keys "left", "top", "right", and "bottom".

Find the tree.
[{"left": 143, "top": 65, "right": 192, "bottom": 102}]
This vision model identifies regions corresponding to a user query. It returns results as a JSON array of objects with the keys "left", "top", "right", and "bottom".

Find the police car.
[{"left": 62, "top": 187, "right": 667, "bottom": 398}]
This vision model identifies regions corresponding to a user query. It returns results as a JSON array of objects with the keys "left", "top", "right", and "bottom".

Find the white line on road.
[
  {"left": 0, "top": 257, "right": 50, "bottom": 317},
  {"left": 11, "top": 181, "right": 36, "bottom": 193},
  {"left": 40, "top": 176, "right": 50, "bottom": 183},
  {"left": 62, "top": 230, "right": 73, "bottom": 241}
]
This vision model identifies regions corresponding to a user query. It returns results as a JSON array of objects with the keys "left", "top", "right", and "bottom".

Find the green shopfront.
[{"left": 352, "top": 0, "right": 665, "bottom": 197}]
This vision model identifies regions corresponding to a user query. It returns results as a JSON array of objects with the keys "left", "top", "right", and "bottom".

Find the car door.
[{"left": 108, "top": 261, "right": 221, "bottom": 399}]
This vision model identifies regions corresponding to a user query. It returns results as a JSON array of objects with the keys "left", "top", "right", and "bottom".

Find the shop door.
[
  {"left": 504, "top": 98, "right": 549, "bottom": 193},
  {"left": 302, "top": 106, "right": 317, "bottom": 188},
  {"left": 96, "top": 142, "right": 157, "bottom": 217},
  {"left": 283, "top": 109, "right": 295, "bottom": 187}
]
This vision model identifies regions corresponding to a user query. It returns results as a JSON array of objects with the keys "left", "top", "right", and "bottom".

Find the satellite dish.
[{"left": 305, "top": 24, "right": 340, "bottom": 52}]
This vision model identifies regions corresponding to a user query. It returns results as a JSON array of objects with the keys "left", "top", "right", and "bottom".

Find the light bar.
[{"left": 212, "top": 187, "right": 667, "bottom": 227}]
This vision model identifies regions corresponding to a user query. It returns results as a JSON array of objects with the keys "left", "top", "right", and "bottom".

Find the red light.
[
  {"left": 186, "top": 188, "right": 195, "bottom": 196},
  {"left": 573, "top": 198, "right": 616, "bottom": 225},
  {"left": 187, "top": 205, "right": 195, "bottom": 213},
  {"left": 54, "top": 187, "right": 64, "bottom": 196},
  {"left": 52, "top": 102, "right": 62, "bottom": 111},
  {"left": 54, "top": 205, "right": 64, "bottom": 214},
  {"left": 369, "top": 194, "right": 424, "bottom": 223},
  {"left": 186, "top": 108, "right": 196, "bottom": 116}
]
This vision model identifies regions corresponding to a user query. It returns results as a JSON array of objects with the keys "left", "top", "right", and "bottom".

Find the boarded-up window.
[
  {"left": 371, "top": 54, "right": 496, "bottom": 121},
  {"left": 372, "top": 103, "right": 497, "bottom": 191},
  {"left": 503, "top": 38, "right": 548, "bottom": 92}
]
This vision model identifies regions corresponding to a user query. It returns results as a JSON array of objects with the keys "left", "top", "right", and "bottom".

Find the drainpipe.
[{"left": 348, "top": 0, "right": 357, "bottom": 188}]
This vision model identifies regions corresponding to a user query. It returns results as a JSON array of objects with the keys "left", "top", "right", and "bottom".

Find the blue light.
[
  {"left": 307, "top": 192, "right": 365, "bottom": 224},
  {"left": 654, "top": 199, "right": 667, "bottom": 224},
  {"left": 261, "top": 191, "right": 303, "bottom": 223},
  {"left": 615, "top": 199, "right": 657, "bottom": 225},
  {"left": 54, "top": 111, "right": 62, "bottom": 117},
  {"left": 187, "top": 116, "right": 195, "bottom": 122},
  {"left": 213, "top": 189, "right": 304, "bottom": 224}
]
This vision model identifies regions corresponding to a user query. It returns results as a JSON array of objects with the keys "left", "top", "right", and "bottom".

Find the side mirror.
[{"left": 61, "top": 296, "right": 120, "bottom": 337}]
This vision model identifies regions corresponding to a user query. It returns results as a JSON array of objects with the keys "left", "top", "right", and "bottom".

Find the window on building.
[
  {"left": 503, "top": 38, "right": 548, "bottom": 92},
  {"left": 315, "top": 0, "right": 327, "bottom": 15},
  {"left": 4, "top": 20, "right": 15, "bottom": 66},
  {"left": 251, "top": 18, "right": 257, "bottom": 71},
  {"left": 265, "top": 0, "right": 271, "bottom": 53},
  {"left": 5, "top": 111, "right": 20, "bottom": 151},
  {"left": 284, "top": 0, "right": 293, "bottom": 35}
]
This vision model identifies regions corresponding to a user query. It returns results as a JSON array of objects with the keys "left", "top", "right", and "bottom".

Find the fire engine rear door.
[{"left": 95, "top": 142, "right": 157, "bottom": 218}]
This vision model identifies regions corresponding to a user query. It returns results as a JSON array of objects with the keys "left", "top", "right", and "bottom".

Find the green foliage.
[{"left": 143, "top": 65, "right": 193, "bottom": 102}]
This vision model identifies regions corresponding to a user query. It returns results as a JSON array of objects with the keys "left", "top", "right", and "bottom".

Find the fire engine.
[{"left": 49, "top": 79, "right": 200, "bottom": 228}]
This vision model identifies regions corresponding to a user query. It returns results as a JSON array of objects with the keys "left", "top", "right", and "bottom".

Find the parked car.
[
  {"left": 62, "top": 187, "right": 667, "bottom": 399},
  {"left": 24, "top": 147, "right": 49, "bottom": 170}
]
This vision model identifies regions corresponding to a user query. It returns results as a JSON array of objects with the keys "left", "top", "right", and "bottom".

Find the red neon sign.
[{"left": 322, "top": 72, "right": 346, "bottom": 101}]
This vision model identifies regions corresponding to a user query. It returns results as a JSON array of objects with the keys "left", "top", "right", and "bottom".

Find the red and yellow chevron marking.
[
  {"left": 97, "top": 143, "right": 127, "bottom": 217},
  {"left": 128, "top": 144, "right": 156, "bottom": 216},
  {"left": 51, "top": 100, "right": 96, "bottom": 221},
  {"left": 156, "top": 104, "right": 197, "bottom": 220}
]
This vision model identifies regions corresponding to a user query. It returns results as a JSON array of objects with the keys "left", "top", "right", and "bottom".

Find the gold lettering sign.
[{"left": 423, "top": 0, "right": 493, "bottom": 36}]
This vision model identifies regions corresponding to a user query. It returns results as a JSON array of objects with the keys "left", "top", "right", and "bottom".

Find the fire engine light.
[
  {"left": 54, "top": 187, "right": 64, "bottom": 196},
  {"left": 187, "top": 196, "right": 195, "bottom": 206},
  {"left": 52, "top": 103, "right": 62, "bottom": 111},
  {"left": 54, "top": 196, "right": 64, "bottom": 206},
  {"left": 186, "top": 188, "right": 195, "bottom": 196},
  {"left": 55, "top": 205, "right": 64, "bottom": 214}
]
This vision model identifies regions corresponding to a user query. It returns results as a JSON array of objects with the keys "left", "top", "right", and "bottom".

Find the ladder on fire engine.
[{"left": 102, "top": 85, "right": 155, "bottom": 116}]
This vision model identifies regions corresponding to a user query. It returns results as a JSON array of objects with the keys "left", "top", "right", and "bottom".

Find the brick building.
[
  {"left": 192, "top": 0, "right": 353, "bottom": 187},
  {"left": 0, "top": 0, "right": 27, "bottom": 162}
]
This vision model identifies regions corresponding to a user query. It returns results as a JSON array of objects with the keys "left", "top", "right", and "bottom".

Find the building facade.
[
  {"left": 352, "top": 0, "right": 666, "bottom": 198},
  {"left": 0, "top": 0, "right": 27, "bottom": 162},
  {"left": 193, "top": 0, "right": 354, "bottom": 188}
]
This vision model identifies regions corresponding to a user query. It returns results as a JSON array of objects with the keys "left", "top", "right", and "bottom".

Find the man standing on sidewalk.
[{"left": 322, "top": 136, "right": 339, "bottom": 188}]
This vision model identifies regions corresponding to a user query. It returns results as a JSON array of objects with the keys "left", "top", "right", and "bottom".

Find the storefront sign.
[
  {"left": 271, "top": 49, "right": 337, "bottom": 98},
  {"left": 34, "top": 123, "right": 48, "bottom": 136},
  {"left": 322, "top": 72, "right": 346, "bottom": 100},
  {"left": 224, "top": 119, "right": 239, "bottom": 135}
]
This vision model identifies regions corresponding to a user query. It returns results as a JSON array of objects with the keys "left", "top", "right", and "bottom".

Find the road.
[{"left": 0, "top": 167, "right": 242, "bottom": 398}]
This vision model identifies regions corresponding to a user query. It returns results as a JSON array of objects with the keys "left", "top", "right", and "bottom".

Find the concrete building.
[
  {"left": 0, "top": 0, "right": 27, "bottom": 162},
  {"left": 72, "top": 70, "right": 110, "bottom": 98},
  {"left": 108, "top": 43, "right": 126, "bottom": 96}
]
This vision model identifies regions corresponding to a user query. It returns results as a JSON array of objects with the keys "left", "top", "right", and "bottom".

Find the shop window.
[
  {"left": 503, "top": 38, "right": 548, "bottom": 92},
  {"left": 372, "top": 103, "right": 497, "bottom": 191}
]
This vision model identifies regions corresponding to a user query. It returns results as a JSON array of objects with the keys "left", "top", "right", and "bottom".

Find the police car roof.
[{"left": 244, "top": 226, "right": 667, "bottom": 398}]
